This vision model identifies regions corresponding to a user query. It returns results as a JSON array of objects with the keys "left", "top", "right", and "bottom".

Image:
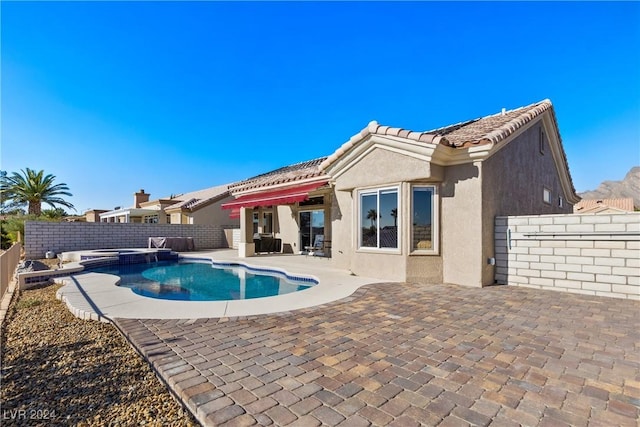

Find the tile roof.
[
  {"left": 574, "top": 198, "right": 635, "bottom": 213},
  {"left": 165, "top": 183, "right": 231, "bottom": 211},
  {"left": 228, "top": 157, "right": 329, "bottom": 194},
  {"left": 433, "top": 100, "right": 552, "bottom": 148},
  {"left": 321, "top": 100, "right": 554, "bottom": 170},
  {"left": 229, "top": 100, "right": 576, "bottom": 198}
]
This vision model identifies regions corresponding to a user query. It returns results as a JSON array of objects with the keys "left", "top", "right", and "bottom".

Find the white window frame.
[
  {"left": 357, "top": 186, "right": 400, "bottom": 253},
  {"left": 143, "top": 214, "right": 159, "bottom": 224},
  {"left": 543, "top": 187, "right": 551, "bottom": 205},
  {"left": 410, "top": 184, "right": 439, "bottom": 255}
]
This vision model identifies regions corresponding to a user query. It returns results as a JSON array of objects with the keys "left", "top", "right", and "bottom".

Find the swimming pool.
[{"left": 89, "top": 260, "right": 316, "bottom": 301}]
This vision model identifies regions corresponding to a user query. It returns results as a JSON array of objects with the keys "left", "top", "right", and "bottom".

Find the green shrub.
[
  {"left": 0, "top": 222, "right": 12, "bottom": 250},
  {"left": 1, "top": 214, "right": 60, "bottom": 247}
]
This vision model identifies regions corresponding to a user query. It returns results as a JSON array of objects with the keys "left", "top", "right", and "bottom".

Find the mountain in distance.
[{"left": 578, "top": 166, "right": 640, "bottom": 209}]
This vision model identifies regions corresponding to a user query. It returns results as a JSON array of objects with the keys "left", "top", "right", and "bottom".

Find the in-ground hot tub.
[
  {"left": 60, "top": 248, "right": 178, "bottom": 264},
  {"left": 19, "top": 249, "right": 175, "bottom": 289}
]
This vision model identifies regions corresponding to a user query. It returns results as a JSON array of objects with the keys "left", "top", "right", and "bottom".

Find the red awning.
[{"left": 222, "top": 181, "right": 328, "bottom": 211}]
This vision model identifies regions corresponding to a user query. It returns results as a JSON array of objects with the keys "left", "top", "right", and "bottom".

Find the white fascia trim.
[{"left": 98, "top": 208, "right": 158, "bottom": 219}]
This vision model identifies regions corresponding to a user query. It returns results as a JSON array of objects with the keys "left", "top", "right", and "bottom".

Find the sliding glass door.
[{"left": 299, "top": 210, "right": 324, "bottom": 249}]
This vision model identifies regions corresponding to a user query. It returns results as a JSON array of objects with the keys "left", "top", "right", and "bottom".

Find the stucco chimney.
[{"left": 134, "top": 189, "right": 150, "bottom": 208}]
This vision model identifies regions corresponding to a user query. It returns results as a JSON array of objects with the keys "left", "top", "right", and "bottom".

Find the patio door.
[{"left": 300, "top": 210, "right": 324, "bottom": 249}]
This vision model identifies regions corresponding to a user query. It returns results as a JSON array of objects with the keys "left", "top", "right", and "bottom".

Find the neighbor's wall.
[
  {"left": 24, "top": 221, "right": 231, "bottom": 259},
  {"left": 495, "top": 213, "right": 640, "bottom": 299}
]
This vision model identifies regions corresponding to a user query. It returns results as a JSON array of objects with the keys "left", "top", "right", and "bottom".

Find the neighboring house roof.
[
  {"left": 228, "top": 157, "right": 329, "bottom": 194},
  {"left": 99, "top": 183, "right": 233, "bottom": 217},
  {"left": 574, "top": 198, "right": 635, "bottom": 213},
  {"left": 164, "top": 183, "right": 232, "bottom": 212}
]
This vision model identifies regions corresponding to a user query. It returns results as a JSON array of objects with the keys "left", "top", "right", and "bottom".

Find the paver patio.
[{"left": 115, "top": 282, "right": 640, "bottom": 426}]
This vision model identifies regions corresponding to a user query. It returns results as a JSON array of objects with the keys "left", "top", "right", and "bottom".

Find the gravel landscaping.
[{"left": 0, "top": 283, "right": 199, "bottom": 426}]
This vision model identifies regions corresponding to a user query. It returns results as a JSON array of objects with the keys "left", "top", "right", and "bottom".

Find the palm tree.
[
  {"left": 41, "top": 207, "right": 68, "bottom": 219},
  {"left": 1, "top": 168, "right": 75, "bottom": 216},
  {"left": 366, "top": 208, "right": 377, "bottom": 228},
  {"left": 391, "top": 208, "right": 398, "bottom": 228}
]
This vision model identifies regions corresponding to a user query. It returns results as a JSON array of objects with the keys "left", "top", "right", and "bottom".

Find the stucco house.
[
  {"left": 223, "top": 99, "right": 580, "bottom": 287},
  {"left": 98, "top": 185, "right": 239, "bottom": 227}
]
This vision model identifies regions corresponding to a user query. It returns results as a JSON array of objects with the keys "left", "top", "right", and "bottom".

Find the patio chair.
[{"left": 305, "top": 234, "right": 324, "bottom": 256}]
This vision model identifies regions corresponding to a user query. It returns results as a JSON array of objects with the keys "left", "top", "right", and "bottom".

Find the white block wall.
[
  {"left": 495, "top": 213, "right": 640, "bottom": 300},
  {"left": 232, "top": 228, "right": 241, "bottom": 249},
  {"left": 25, "top": 221, "right": 233, "bottom": 259}
]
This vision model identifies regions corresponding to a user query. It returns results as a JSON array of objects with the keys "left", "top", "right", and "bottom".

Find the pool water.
[{"left": 89, "top": 260, "right": 315, "bottom": 301}]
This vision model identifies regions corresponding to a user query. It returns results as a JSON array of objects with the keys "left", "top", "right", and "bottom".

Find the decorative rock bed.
[{"left": 0, "top": 283, "right": 198, "bottom": 426}]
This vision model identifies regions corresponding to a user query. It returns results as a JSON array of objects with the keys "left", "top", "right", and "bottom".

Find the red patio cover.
[{"left": 222, "top": 181, "right": 328, "bottom": 212}]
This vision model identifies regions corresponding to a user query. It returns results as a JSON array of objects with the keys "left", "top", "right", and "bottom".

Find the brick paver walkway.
[{"left": 115, "top": 283, "right": 640, "bottom": 426}]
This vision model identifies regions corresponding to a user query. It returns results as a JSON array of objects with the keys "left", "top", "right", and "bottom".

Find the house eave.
[
  {"left": 99, "top": 208, "right": 159, "bottom": 219},
  {"left": 430, "top": 142, "right": 494, "bottom": 166},
  {"left": 230, "top": 176, "right": 330, "bottom": 197},
  {"left": 323, "top": 133, "right": 499, "bottom": 184},
  {"left": 165, "top": 192, "right": 231, "bottom": 214},
  {"left": 541, "top": 113, "right": 581, "bottom": 204}
]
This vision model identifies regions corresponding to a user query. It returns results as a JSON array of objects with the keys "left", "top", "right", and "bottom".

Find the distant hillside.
[{"left": 578, "top": 166, "right": 640, "bottom": 209}]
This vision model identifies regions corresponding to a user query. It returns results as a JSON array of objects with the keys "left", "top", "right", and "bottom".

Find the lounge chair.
[{"left": 305, "top": 234, "right": 324, "bottom": 256}]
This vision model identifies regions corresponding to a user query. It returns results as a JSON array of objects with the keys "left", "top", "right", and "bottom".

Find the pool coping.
[
  {"left": 17, "top": 248, "right": 177, "bottom": 289},
  {"left": 54, "top": 251, "right": 382, "bottom": 321}
]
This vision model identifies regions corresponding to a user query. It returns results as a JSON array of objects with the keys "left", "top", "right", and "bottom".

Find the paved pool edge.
[{"left": 55, "top": 251, "right": 382, "bottom": 320}]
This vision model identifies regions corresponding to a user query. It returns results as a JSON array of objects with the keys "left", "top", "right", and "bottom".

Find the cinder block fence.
[
  {"left": 24, "top": 221, "right": 233, "bottom": 259},
  {"left": 495, "top": 212, "right": 640, "bottom": 300}
]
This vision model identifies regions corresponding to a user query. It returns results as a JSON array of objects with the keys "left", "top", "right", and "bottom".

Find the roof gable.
[
  {"left": 321, "top": 100, "right": 554, "bottom": 171},
  {"left": 319, "top": 99, "right": 577, "bottom": 203}
]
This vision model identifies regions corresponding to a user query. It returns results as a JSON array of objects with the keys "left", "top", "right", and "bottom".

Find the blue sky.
[{"left": 2, "top": 1, "right": 639, "bottom": 213}]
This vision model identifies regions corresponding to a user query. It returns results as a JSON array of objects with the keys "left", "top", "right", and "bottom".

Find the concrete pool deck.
[{"left": 55, "top": 249, "right": 381, "bottom": 320}]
